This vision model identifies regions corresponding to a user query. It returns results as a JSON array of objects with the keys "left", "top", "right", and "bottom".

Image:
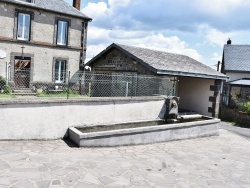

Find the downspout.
[
  {"left": 80, "top": 21, "right": 89, "bottom": 71},
  {"left": 6, "top": 62, "right": 10, "bottom": 81}
]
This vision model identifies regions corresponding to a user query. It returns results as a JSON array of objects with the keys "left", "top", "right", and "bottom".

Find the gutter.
[{"left": 157, "top": 70, "right": 229, "bottom": 80}]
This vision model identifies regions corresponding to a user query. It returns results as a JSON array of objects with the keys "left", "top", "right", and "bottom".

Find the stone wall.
[
  {"left": 92, "top": 49, "right": 155, "bottom": 75},
  {"left": 0, "top": 2, "right": 83, "bottom": 47},
  {"left": 220, "top": 105, "right": 250, "bottom": 127},
  {"left": 0, "top": 1, "right": 88, "bottom": 83},
  {"left": 0, "top": 42, "right": 80, "bottom": 82}
]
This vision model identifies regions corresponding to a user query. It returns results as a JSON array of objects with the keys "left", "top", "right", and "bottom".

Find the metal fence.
[
  {"left": 0, "top": 72, "right": 175, "bottom": 98},
  {"left": 221, "top": 83, "right": 250, "bottom": 111}
]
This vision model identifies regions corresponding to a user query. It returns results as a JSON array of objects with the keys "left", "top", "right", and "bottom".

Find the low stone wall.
[
  {"left": 220, "top": 105, "right": 250, "bottom": 127},
  {"left": 0, "top": 97, "right": 165, "bottom": 140}
]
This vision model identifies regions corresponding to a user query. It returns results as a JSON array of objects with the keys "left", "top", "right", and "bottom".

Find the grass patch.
[
  {"left": 0, "top": 94, "right": 15, "bottom": 98},
  {"left": 36, "top": 92, "right": 89, "bottom": 98}
]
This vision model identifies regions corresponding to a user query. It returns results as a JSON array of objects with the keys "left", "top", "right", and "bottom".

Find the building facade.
[
  {"left": 221, "top": 39, "right": 250, "bottom": 106},
  {"left": 0, "top": 0, "right": 91, "bottom": 89},
  {"left": 87, "top": 43, "right": 228, "bottom": 117},
  {"left": 221, "top": 39, "right": 250, "bottom": 81}
]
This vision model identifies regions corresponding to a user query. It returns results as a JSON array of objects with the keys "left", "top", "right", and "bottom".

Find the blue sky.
[{"left": 64, "top": 0, "right": 250, "bottom": 68}]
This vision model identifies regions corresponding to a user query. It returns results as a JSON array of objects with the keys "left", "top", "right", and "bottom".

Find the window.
[
  {"left": 57, "top": 21, "right": 68, "bottom": 46},
  {"left": 17, "top": 13, "right": 31, "bottom": 41},
  {"left": 55, "top": 60, "right": 66, "bottom": 83}
]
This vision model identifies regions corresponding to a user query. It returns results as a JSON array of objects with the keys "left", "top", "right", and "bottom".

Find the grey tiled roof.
[
  {"left": 88, "top": 43, "right": 227, "bottom": 80},
  {"left": 223, "top": 45, "right": 250, "bottom": 72},
  {"left": 229, "top": 78, "right": 250, "bottom": 86},
  {"left": 2, "top": 0, "right": 91, "bottom": 20}
]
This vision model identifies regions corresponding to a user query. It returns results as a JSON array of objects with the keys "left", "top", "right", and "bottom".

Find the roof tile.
[
  {"left": 223, "top": 45, "right": 250, "bottom": 72},
  {"left": 116, "top": 43, "right": 226, "bottom": 79},
  {"left": 88, "top": 43, "right": 227, "bottom": 80},
  {"left": 3, "top": 0, "right": 91, "bottom": 20}
]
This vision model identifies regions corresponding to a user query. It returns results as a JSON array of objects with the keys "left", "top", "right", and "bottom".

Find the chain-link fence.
[
  {"left": 220, "top": 83, "right": 250, "bottom": 126},
  {"left": 0, "top": 72, "right": 175, "bottom": 99},
  {"left": 221, "top": 83, "right": 250, "bottom": 112}
]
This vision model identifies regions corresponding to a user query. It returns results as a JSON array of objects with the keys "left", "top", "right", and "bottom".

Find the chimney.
[
  {"left": 227, "top": 38, "right": 231, "bottom": 45},
  {"left": 73, "top": 0, "right": 81, "bottom": 10},
  {"left": 217, "top": 61, "right": 220, "bottom": 72}
]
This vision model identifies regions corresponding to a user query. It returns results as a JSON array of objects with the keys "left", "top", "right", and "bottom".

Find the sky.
[{"left": 64, "top": 0, "right": 250, "bottom": 68}]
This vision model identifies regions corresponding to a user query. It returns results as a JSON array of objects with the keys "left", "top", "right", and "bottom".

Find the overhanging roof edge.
[{"left": 157, "top": 70, "right": 229, "bottom": 80}]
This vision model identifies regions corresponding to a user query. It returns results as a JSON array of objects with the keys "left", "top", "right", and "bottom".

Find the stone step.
[
  {"left": 12, "top": 93, "right": 36, "bottom": 96},
  {"left": 13, "top": 90, "right": 36, "bottom": 96}
]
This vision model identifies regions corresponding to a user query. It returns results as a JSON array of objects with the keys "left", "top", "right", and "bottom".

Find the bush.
[
  {"left": 34, "top": 82, "right": 44, "bottom": 89},
  {"left": 3, "top": 85, "right": 11, "bottom": 94},
  {"left": 0, "top": 76, "right": 11, "bottom": 94},
  {"left": 0, "top": 76, "right": 7, "bottom": 90},
  {"left": 243, "top": 102, "right": 250, "bottom": 115}
]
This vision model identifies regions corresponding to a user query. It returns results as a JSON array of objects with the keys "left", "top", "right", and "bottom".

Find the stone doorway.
[{"left": 14, "top": 56, "right": 31, "bottom": 89}]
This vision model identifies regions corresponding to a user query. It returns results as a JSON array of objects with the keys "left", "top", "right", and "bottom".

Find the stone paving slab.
[{"left": 0, "top": 129, "right": 250, "bottom": 187}]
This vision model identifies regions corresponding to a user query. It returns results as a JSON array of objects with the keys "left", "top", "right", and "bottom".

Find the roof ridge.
[
  {"left": 224, "top": 44, "right": 250, "bottom": 47},
  {"left": 114, "top": 43, "right": 192, "bottom": 59},
  {"left": 2, "top": 0, "right": 92, "bottom": 20}
]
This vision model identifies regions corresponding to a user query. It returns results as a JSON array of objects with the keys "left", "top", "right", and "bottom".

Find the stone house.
[
  {"left": 221, "top": 39, "right": 250, "bottom": 81},
  {"left": 87, "top": 43, "right": 228, "bottom": 117},
  {"left": 221, "top": 39, "right": 250, "bottom": 106},
  {"left": 0, "top": 0, "right": 91, "bottom": 90}
]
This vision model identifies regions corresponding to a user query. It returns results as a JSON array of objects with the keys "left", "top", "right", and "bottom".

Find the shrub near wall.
[{"left": 220, "top": 105, "right": 250, "bottom": 128}]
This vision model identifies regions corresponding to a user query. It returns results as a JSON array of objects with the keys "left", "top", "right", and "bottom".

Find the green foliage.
[
  {"left": 0, "top": 94, "right": 15, "bottom": 98},
  {"left": 0, "top": 76, "right": 11, "bottom": 94},
  {"left": 3, "top": 85, "right": 11, "bottom": 94},
  {"left": 0, "top": 76, "right": 7, "bottom": 90},
  {"left": 243, "top": 102, "right": 250, "bottom": 115},
  {"left": 33, "top": 82, "right": 44, "bottom": 89}
]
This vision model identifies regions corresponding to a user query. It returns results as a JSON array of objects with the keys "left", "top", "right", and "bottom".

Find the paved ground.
[
  {"left": 220, "top": 122, "right": 250, "bottom": 138},
  {"left": 0, "top": 129, "right": 250, "bottom": 188}
]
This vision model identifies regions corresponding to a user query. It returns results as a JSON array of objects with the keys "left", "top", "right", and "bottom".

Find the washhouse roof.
[
  {"left": 223, "top": 45, "right": 250, "bottom": 72},
  {"left": 228, "top": 78, "right": 250, "bottom": 86},
  {"left": 2, "top": 0, "right": 92, "bottom": 20},
  {"left": 87, "top": 43, "right": 228, "bottom": 80}
]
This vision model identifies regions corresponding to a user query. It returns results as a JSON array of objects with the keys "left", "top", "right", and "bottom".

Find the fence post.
[
  {"left": 88, "top": 82, "right": 91, "bottom": 97},
  {"left": 79, "top": 75, "right": 82, "bottom": 95},
  {"left": 67, "top": 71, "right": 70, "bottom": 99},
  {"left": 125, "top": 81, "right": 129, "bottom": 97}
]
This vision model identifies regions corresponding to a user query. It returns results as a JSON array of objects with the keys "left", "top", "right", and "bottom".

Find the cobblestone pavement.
[{"left": 0, "top": 129, "right": 250, "bottom": 188}]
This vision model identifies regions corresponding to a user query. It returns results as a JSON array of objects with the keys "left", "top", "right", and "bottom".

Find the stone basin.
[{"left": 69, "top": 116, "right": 220, "bottom": 147}]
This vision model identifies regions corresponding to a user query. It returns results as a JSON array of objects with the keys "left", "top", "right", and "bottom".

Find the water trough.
[
  {"left": 69, "top": 96, "right": 220, "bottom": 147},
  {"left": 69, "top": 116, "right": 220, "bottom": 147}
]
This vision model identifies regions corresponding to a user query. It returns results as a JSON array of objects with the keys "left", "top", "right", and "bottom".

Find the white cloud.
[
  {"left": 81, "top": 0, "right": 250, "bottom": 66},
  {"left": 195, "top": 0, "right": 250, "bottom": 15},
  {"left": 201, "top": 25, "right": 250, "bottom": 47},
  {"left": 82, "top": 0, "right": 250, "bottom": 32},
  {"left": 205, "top": 28, "right": 235, "bottom": 46},
  {"left": 86, "top": 27, "right": 202, "bottom": 63},
  {"left": 211, "top": 53, "right": 222, "bottom": 62},
  {"left": 108, "top": 0, "right": 131, "bottom": 7},
  {"left": 82, "top": 2, "right": 109, "bottom": 20},
  {"left": 86, "top": 44, "right": 107, "bottom": 62}
]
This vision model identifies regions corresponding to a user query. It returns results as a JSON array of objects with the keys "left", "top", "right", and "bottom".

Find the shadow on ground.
[{"left": 63, "top": 138, "right": 78, "bottom": 148}]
